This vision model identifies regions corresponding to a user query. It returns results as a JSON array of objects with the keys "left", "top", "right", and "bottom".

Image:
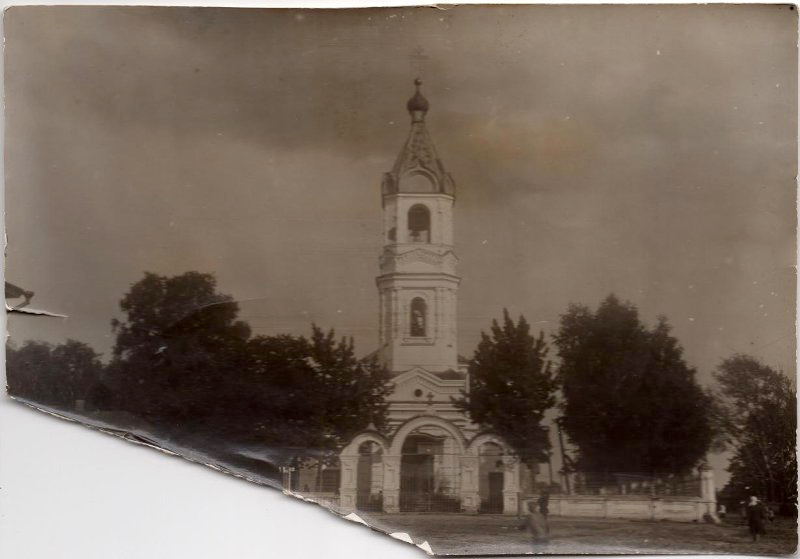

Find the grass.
[{"left": 359, "top": 512, "right": 797, "bottom": 556}]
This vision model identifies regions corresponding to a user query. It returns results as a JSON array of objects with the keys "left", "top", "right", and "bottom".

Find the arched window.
[
  {"left": 410, "top": 297, "right": 427, "bottom": 337},
  {"left": 407, "top": 204, "right": 430, "bottom": 243}
]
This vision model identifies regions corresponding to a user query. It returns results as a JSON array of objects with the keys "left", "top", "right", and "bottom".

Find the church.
[
  {"left": 284, "top": 80, "right": 718, "bottom": 524},
  {"left": 333, "top": 80, "right": 528, "bottom": 515}
]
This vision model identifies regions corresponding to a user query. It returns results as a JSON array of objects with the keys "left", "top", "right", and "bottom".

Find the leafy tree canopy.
[
  {"left": 553, "top": 294, "right": 712, "bottom": 477},
  {"left": 237, "top": 326, "right": 392, "bottom": 458},
  {"left": 7, "top": 339, "right": 103, "bottom": 409},
  {"left": 713, "top": 355, "right": 796, "bottom": 510},
  {"left": 455, "top": 309, "right": 557, "bottom": 466},
  {"left": 108, "top": 271, "right": 391, "bottom": 459},
  {"left": 109, "top": 271, "right": 251, "bottom": 425}
]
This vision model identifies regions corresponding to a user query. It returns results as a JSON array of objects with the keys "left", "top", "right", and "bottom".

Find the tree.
[
  {"left": 237, "top": 326, "right": 392, "bottom": 457},
  {"left": 553, "top": 294, "right": 712, "bottom": 477},
  {"left": 713, "top": 355, "right": 796, "bottom": 512},
  {"left": 455, "top": 309, "right": 557, "bottom": 466},
  {"left": 107, "top": 271, "right": 391, "bottom": 459},
  {"left": 6, "top": 339, "right": 103, "bottom": 408},
  {"left": 108, "top": 271, "right": 251, "bottom": 427}
]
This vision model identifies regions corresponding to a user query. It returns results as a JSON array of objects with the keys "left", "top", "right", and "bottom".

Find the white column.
[
  {"left": 449, "top": 289, "right": 457, "bottom": 345},
  {"left": 339, "top": 456, "right": 359, "bottom": 512},
  {"left": 700, "top": 464, "right": 719, "bottom": 523},
  {"left": 378, "top": 288, "right": 385, "bottom": 345},
  {"left": 459, "top": 456, "right": 480, "bottom": 513},
  {"left": 436, "top": 287, "right": 444, "bottom": 340},
  {"left": 502, "top": 457, "right": 521, "bottom": 515},
  {"left": 382, "top": 455, "right": 402, "bottom": 513},
  {"left": 391, "top": 289, "right": 399, "bottom": 339},
  {"left": 700, "top": 465, "right": 716, "bottom": 503}
]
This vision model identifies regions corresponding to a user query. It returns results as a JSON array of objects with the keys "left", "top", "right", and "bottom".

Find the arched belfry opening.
[
  {"left": 407, "top": 204, "right": 431, "bottom": 243},
  {"left": 410, "top": 297, "right": 427, "bottom": 337}
]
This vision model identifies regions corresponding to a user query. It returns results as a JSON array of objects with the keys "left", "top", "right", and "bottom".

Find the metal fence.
[{"left": 569, "top": 472, "right": 702, "bottom": 498}]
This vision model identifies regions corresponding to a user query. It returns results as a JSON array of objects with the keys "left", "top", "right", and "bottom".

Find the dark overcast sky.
[{"left": 5, "top": 5, "right": 797, "bottom": 386}]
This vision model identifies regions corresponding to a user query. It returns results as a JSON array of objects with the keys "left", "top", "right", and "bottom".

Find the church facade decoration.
[{"left": 338, "top": 81, "right": 525, "bottom": 515}]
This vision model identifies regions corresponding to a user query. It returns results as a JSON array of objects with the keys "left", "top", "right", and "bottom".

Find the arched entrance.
[
  {"left": 356, "top": 441, "right": 383, "bottom": 512},
  {"left": 466, "top": 432, "right": 523, "bottom": 515},
  {"left": 338, "top": 432, "right": 388, "bottom": 512},
  {"left": 478, "top": 442, "right": 505, "bottom": 513},
  {"left": 340, "top": 422, "right": 522, "bottom": 515},
  {"left": 399, "top": 427, "right": 460, "bottom": 511}
]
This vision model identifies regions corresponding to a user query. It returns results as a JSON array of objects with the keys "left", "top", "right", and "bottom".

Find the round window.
[{"left": 414, "top": 389, "right": 423, "bottom": 397}]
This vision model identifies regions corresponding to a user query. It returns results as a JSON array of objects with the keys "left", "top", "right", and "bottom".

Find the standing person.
[
  {"left": 538, "top": 489, "right": 550, "bottom": 535},
  {"left": 745, "top": 496, "right": 767, "bottom": 542},
  {"left": 519, "top": 500, "right": 547, "bottom": 546}
]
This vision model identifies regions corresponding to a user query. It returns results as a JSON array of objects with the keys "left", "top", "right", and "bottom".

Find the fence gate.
[{"left": 399, "top": 431, "right": 461, "bottom": 512}]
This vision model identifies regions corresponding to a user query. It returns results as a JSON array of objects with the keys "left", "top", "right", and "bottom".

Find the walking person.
[
  {"left": 745, "top": 495, "right": 767, "bottom": 542},
  {"left": 537, "top": 489, "right": 550, "bottom": 535}
]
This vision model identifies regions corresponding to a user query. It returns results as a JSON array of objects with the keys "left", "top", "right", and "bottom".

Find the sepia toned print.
[{"left": 4, "top": 5, "right": 797, "bottom": 556}]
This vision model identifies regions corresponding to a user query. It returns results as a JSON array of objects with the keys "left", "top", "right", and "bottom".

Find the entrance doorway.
[
  {"left": 399, "top": 429, "right": 460, "bottom": 512},
  {"left": 479, "top": 442, "right": 505, "bottom": 513},
  {"left": 487, "top": 472, "right": 504, "bottom": 513}
]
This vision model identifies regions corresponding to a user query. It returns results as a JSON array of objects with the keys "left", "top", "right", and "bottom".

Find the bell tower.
[
  {"left": 377, "top": 80, "right": 460, "bottom": 374},
  {"left": 339, "top": 80, "right": 526, "bottom": 517}
]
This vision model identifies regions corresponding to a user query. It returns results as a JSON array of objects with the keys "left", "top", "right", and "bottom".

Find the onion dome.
[{"left": 406, "top": 78, "right": 429, "bottom": 118}]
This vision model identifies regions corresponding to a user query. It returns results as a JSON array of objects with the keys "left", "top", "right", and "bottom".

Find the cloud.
[{"left": 5, "top": 5, "right": 796, "bottom": 378}]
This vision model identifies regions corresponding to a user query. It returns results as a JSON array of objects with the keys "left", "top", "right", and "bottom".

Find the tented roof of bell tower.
[{"left": 381, "top": 79, "right": 456, "bottom": 197}]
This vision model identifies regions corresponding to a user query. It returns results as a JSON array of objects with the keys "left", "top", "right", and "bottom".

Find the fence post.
[
  {"left": 458, "top": 455, "right": 480, "bottom": 513},
  {"left": 700, "top": 464, "right": 719, "bottom": 523},
  {"left": 501, "top": 456, "right": 521, "bottom": 515},
  {"left": 339, "top": 456, "right": 359, "bottom": 512},
  {"left": 700, "top": 465, "right": 715, "bottom": 502},
  {"left": 382, "top": 455, "right": 401, "bottom": 513}
]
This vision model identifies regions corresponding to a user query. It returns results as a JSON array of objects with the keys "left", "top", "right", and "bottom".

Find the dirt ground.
[{"left": 361, "top": 513, "right": 798, "bottom": 556}]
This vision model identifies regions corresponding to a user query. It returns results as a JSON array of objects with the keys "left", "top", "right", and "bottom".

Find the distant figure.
[
  {"left": 717, "top": 503, "right": 727, "bottom": 519},
  {"left": 538, "top": 489, "right": 550, "bottom": 534},
  {"left": 519, "top": 500, "right": 547, "bottom": 546},
  {"left": 746, "top": 496, "right": 767, "bottom": 542}
]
